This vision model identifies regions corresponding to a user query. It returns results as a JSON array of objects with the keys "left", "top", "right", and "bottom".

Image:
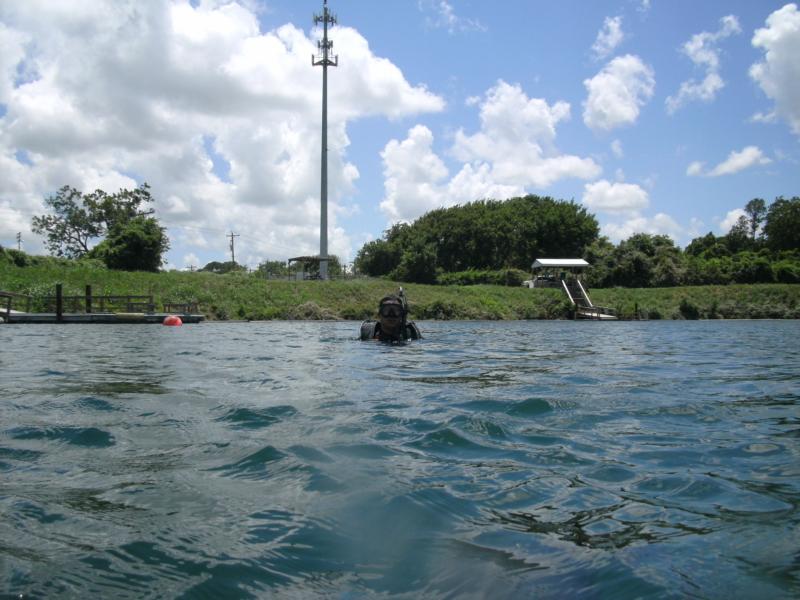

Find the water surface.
[{"left": 1, "top": 320, "right": 799, "bottom": 598}]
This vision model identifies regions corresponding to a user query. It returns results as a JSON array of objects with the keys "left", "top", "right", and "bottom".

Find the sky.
[{"left": 1, "top": 0, "right": 798, "bottom": 270}]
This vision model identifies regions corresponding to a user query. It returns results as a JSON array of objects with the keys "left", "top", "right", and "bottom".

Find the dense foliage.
[
  {"left": 200, "top": 261, "right": 249, "bottom": 274},
  {"left": 355, "top": 195, "right": 599, "bottom": 282},
  {"left": 31, "top": 183, "right": 169, "bottom": 272},
  {"left": 585, "top": 196, "right": 800, "bottom": 288},
  {"left": 355, "top": 195, "right": 800, "bottom": 287}
]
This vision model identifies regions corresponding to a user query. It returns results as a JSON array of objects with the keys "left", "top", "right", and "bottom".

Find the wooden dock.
[
  {"left": 1, "top": 286, "right": 204, "bottom": 325},
  {"left": 3, "top": 311, "right": 204, "bottom": 324}
]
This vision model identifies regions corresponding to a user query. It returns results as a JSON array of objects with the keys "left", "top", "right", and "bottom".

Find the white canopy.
[{"left": 531, "top": 258, "right": 589, "bottom": 270}]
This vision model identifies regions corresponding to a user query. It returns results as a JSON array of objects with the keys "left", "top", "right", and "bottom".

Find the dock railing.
[
  {"left": 42, "top": 294, "right": 156, "bottom": 314},
  {"left": 163, "top": 302, "right": 199, "bottom": 314},
  {"left": 2, "top": 286, "right": 202, "bottom": 324},
  {"left": 1, "top": 291, "right": 32, "bottom": 321}
]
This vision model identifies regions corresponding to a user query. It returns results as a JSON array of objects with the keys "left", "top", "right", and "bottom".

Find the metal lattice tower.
[{"left": 312, "top": 0, "right": 338, "bottom": 280}]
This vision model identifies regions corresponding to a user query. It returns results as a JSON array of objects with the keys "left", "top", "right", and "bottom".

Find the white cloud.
[
  {"left": 592, "top": 16, "right": 624, "bottom": 60},
  {"left": 686, "top": 161, "right": 705, "bottom": 176},
  {"left": 379, "top": 125, "right": 523, "bottom": 222},
  {"left": 687, "top": 217, "right": 705, "bottom": 238},
  {"left": 419, "top": 1, "right": 486, "bottom": 34},
  {"left": 0, "top": 1, "right": 444, "bottom": 263},
  {"left": 582, "top": 179, "right": 649, "bottom": 215},
  {"left": 750, "top": 111, "right": 777, "bottom": 124},
  {"left": 379, "top": 125, "right": 450, "bottom": 222},
  {"left": 611, "top": 139, "right": 623, "bottom": 158},
  {"left": 583, "top": 55, "right": 655, "bottom": 132},
  {"left": 666, "top": 15, "right": 741, "bottom": 114},
  {"left": 720, "top": 208, "right": 746, "bottom": 233},
  {"left": 183, "top": 253, "right": 200, "bottom": 269},
  {"left": 601, "top": 213, "right": 683, "bottom": 243},
  {"left": 380, "top": 80, "right": 602, "bottom": 222},
  {"left": 0, "top": 23, "right": 28, "bottom": 105},
  {"left": 453, "top": 81, "right": 600, "bottom": 186},
  {"left": 582, "top": 178, "right": 688, "bottom": 243},
  {"left": 687, "top": 146, "right": 771, "bottom": 177},
  {"left": 750, "top": 3, "right": 800, "bottom": 136}
]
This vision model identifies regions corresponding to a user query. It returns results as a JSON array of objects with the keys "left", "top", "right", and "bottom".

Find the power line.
[{"left": 16, "top": 232, "right": 22, "bottom": 251}]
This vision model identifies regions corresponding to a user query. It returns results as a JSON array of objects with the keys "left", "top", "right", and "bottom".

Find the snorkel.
[{"left": 398, "top": 287, "right": 409, "bottom": 335}]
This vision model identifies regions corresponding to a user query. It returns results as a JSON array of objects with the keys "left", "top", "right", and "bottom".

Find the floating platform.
[
  {"left": 576, "top": 309, "right": 618, "bottom": 320},
  {"left": 3, "top": 312, "right": 205, "bottom": 324}
]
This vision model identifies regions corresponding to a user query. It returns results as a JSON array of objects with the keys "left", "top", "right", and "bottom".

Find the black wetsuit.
[{"left": 360, "top": 320, "right": 421, "bottom": 342}]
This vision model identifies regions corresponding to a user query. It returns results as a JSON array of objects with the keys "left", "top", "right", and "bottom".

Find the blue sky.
[{"left": 0, "top": 1, "right": 798, "bottom": 269}]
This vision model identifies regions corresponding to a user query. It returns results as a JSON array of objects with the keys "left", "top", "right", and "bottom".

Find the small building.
[
  {"left": 524, "top": 258, "right": 617, "bottom": 320},
  {"left": 287, "top": 256, "right": 323, "bottom": 280},
  {"left": 524, "top": 258, "right": 589, "bottom": 288}
]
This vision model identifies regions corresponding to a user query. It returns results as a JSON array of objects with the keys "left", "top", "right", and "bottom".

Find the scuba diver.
[{"left": 360, "top": 287, "right": 422, "bottom": 342}]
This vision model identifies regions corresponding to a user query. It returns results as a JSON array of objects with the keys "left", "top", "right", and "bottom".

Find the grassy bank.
[{"left": 2, "top": 262, "right": 799, "bottom": 320}]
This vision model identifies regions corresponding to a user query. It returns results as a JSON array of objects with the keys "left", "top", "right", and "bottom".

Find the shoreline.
[{"left": 2, "top": 264, "right": 799, "bottom": 321}]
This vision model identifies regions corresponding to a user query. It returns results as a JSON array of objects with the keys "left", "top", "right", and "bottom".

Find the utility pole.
[
  {"left": 228, "top": 232, "right": 240, "bottom": 265},
  {"left": 313, "top": 0, "right": 338, "bottom": 280},
  {"left": 16, "top": 232, "right": 22, "bottom": 251}
]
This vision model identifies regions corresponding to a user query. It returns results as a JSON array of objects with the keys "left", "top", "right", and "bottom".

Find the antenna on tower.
[{"left": 312, "top": 0, "right": 338, "bottom": 280}]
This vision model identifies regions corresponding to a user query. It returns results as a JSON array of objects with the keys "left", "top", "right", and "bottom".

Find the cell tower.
[{"left": 313, "top": 0, "right": 338, "bottom": 280}]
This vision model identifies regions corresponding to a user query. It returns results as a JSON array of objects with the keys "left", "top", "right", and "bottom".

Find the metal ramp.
[{"left": 562, "top": 280, "right": 618, "bottom": 320}]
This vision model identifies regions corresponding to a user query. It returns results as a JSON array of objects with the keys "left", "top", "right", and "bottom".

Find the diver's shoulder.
[
  {"left": 405, "top": 321, "right": 422, "bottom": 340},
  {"left": 360, "top": 320, "right": 379, "bottom": 340}
]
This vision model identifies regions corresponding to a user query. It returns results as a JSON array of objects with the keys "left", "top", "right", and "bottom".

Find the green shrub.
[
  {"left": 5, "top": 249, "right": 31, "bottom": 267},
  {"left": 286, "top": 301, "right": 339, "bottom": 320},
  {"left": 679, "top": 298, "right": 700, "bottom": 319},
  {"left": 773, "top": 260, "right": 800, "bottom": 283},
  {"left": 420, "top": 299, "right": 460, "bottom": 319},
  {"left": 437, "top": 268, "right": 528, "bottom": 286}
]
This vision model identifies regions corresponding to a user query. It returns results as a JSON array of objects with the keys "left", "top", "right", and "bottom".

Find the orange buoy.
[{"left": 163, "top": 315, "right": 183, "bottom": 326}]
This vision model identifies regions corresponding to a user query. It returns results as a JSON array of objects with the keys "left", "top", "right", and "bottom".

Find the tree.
[
  {"left": 31, "top": 186, "right": 103, "bottom": 258},
  {"left": 354, "top": 239, "right": 397, "bottom": 276},
  {"left": 763, "top": 196, "right": 800, "bottom": 252},
  {"left": 744, "top": 198, "right": 767, "bottom": 240},
  {"left": 200, "top": 261, "right": 246, "bottom": 274},
  {"left": 391, "top": 239, "right": 438, "bottom": 283},
  {"left": 725, "top": 215, "right": 752, "bottom": 253},
  {"left": 256, "top": 260, "right": 290, "bottom": 277},
  {"left": 686, "top": 232, "right": 726, "bottom": 258},
  {"left": 353, "top": 195, "right": 599, "bottom": 282},
  {"left": 89, "top": 216, "right": 170, "bottom": 272},
  {"left": 607, "top": 234, "right": 683, "bottom": 288},
  {"left": 583, "top": 237, "right": 615, "bottom": 287},
  {"left": 31, "top": 183, "right": 162, "bottom": 261}
]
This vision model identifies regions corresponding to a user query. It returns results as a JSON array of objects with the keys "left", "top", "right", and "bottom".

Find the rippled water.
[{"left": 1, "top": 320, "right": 799, "bottom": 598}]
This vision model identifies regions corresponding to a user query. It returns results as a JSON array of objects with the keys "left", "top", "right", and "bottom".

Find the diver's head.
[{"left": 378, "top": 294, "right": 405, "bottom": 335}]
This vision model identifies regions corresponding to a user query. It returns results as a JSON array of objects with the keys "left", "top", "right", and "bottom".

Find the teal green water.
[{"left": 1, "top": 321, "right": 799, "bottom": 598}]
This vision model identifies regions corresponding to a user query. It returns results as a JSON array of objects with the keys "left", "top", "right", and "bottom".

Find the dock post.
[
  {"left": 56, "top": 284, "right": 63, "bottom": 323},
  {"left": 85, "top": 285, "right": 92, "bottom": 314}
]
